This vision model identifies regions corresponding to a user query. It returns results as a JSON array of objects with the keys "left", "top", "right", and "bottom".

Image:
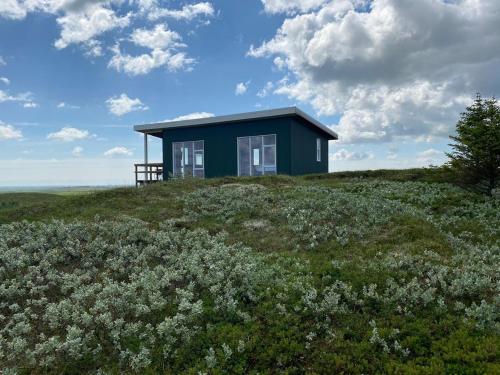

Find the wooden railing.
[{"left": 135, "top": 163, "right": 163, "bottom": 187}]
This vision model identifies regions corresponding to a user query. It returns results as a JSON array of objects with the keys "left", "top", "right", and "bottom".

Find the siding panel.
[{"left": 290, "top": 117, "right": 329, "bottom": 175}]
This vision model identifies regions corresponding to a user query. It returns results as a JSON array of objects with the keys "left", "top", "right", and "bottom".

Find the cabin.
[{"left": 133, "top": 107, "right": 338, "bottom": 185}]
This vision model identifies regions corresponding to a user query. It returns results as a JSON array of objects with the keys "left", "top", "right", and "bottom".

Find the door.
[
  {"left": 237, "top": 134, "right": 276, "bottom": 176},
  {"left": 173, "top": 140, "right": 204, "bottom": 178}
]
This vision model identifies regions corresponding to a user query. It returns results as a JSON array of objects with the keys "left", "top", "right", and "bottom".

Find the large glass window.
[
  {"left": 237, "top": 134, "right": 276, "bottom": 176},
  {"left": 173, "top": 140, "right": 204, "bottom": 178}
]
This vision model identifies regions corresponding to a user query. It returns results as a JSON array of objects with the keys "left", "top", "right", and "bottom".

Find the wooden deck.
[{"left": 134, "top": 163, "right": 163, "bottom": 187}]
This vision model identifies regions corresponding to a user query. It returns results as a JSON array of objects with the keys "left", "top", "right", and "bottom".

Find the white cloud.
[
  {"left": 386, "top": 146, "right": 398, "bottom": 159},
  {"left": 0, "top": 89, "right": 32, "bottom": 104},
  {"left": 72, "top": 146, "right": 83, "bottom": 156},
  {"left": 108, "top": 48, "right": 194, "bottom": 75},
  {"left": 108, "top": 24, "right": 194, "bottom": 76},
  {"left": 332, "top": 148, "right": 374, "bottom": 161},
  {"left": 260, "top": 0, "right": 330, "bottom": 14},
  {"left": 82, "top": 39, "right": 103, "bottom": 57},
  {"left": 23, "top": 101, "right": 39, "bottom": 108},
  {"left": 54, "top": 4, "right": 131, "bottom": 49},
  {"left": 0, "top": 0, "right": 29, "bottom": 19},
  {"left": 130, "top": 24, "right": 184, "bottom": 50},
  {"left": 57, "top": 102, "right": 80, "bottom": 109},
  {"left": 104, "top": 146, "right": 132, "bottom": 157},
  {"left": 165, "top": 112, "right": 214, "bottom": 122},
  {"left": 235, "top": 81, "right": 250, "bottom": 95},
  {"left": 1, "top": 1, "right": 209, "bottom": 75},
  {"left": 250, "top": 0, "right": 500, "bottom": 144},
  {"left": 47, "top": 127, "right": 90, "bottom": 142},
  {"left": 137, "top": 1, "right": 215, "bottom": 21},
  {"left": 417, "top": 148, "right": 444, "bottom": 164},
  {"left": 106, "top": 93, "right": 148, "bottom": 116},
  {"left": 0, "top": 56, "right": 6, "bottom": 66},
  {"left": 0, "top": 1, "right": 131, "bottom": 51},
  {"left": 257, "top": 81, "right": 274, "bottom": 98},
  {"left": 0, "top": 122, "right": 23, "bottom": 140},
  {"left": 0, "top": 77, "right": 10, "bottom": 85},
  {"left": 151, "top": 2, "right": 214, "bottom": 20}
]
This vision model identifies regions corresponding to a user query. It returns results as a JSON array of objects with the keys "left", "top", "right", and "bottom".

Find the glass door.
[
  {"left": 173, "top": 140, "right": 204, "bottom": 178},
  {"left": 237, "top": 134, "right": 276, "bottom": 176}
]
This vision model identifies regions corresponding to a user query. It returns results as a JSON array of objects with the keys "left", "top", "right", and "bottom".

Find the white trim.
[
  {"left": 144, "top": 133, "right": 148, "bottom": 182},
  {"left": 134, "top": 107, "right": 338, "bottom": 139}
]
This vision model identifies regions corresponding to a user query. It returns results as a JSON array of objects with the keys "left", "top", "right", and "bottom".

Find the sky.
[{"left": 0, "top": 0, "right": 499, "bottom": 186}]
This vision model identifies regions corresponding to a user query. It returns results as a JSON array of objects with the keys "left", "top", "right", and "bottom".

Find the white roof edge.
[{"left": 133, "top": 107, "right": 338, "bottom": 139}]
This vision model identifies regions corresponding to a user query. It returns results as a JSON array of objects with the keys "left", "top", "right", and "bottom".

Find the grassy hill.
[{"left": 0, "top": 170, "right": 498, "bottom": 374}]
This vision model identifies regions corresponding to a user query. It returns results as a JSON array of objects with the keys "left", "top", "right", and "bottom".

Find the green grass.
[{"left": 1, "top": 168, "right": 498, "bottom": 374}]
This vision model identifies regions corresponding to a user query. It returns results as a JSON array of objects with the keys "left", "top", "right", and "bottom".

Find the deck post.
[{"left": 144, "top": 133, "right": 148, "bottom": 183}]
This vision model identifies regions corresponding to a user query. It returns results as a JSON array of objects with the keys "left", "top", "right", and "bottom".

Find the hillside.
[{"left": 0, "top": 170, "right": 499, "bottom": 374}]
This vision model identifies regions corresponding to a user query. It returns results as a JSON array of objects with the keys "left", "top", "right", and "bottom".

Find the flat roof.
[{"left": 133, "top": 107, "right": 338, "bottom": 139}]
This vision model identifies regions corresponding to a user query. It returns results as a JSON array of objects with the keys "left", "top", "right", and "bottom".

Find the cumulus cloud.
[
  {"left": 145, "top": 2, "right": 215, "bottom": 21},
  {"left": 0, "top": 0, "right": 29, "bottom": 19},
  {"left": 260, "top": 0, "right": 330, "bottom": 14},
  {"left": 0, "top": 122, "right": 23, "bottom": 140},
  {"left": 57, "top": 102, "right": 80, "bottom": 109},
  {"left": 54, "top": 4, "right": 130, "bottom": 50},
  {"left": 104, "top": 146, "right": 132, "bottom": 157},
  {"left": 130, "top": 24, "right": 184, "bottom": 50},
  {"left": 1, "top": 1, "right": 213, "bottom": 74},
  {"left": 72, "top": 146, "right": 83, "bottom": 156},
  {"left": 82, "top": 39, "right": 103, "bottom": 57},
  {"left": 386, "top": 146, "right": 398, "bottom": 160},
  {"left": 47, "top": 127, "right": 90, "bottom": 142},
  {"left": 332, "top": 148, "right": 374, "bottom": 161},
  {"left": 257, "top": 81, "right": 274, "bottom": 98},
  {"left": 164, "top": 112, "right": 214, "bottom": 122},
  {"left": 0, "top": 1, "right": 131, "bottom": 51},
  {"left": 108, "top": 24, "right": 194, "bottom": 75},
  {"left": 23, "top": 101, "right": 39, "bottom": 108},
  {"left": 0, "top": 77, "right": 10, "bottom": 85},
  {"left": 106, "top": 93, "right": 148, "bottom": 116},
  {"left": 235, "top": 81, "right": 250, "bottom": 95},
  {"left": 0, "top": 89, "right": 32, "bottom": 104},
  {"left": 417, "top": 148, "right": 444, "bottom": 164},
  {"left": 250, "top": 0, "right": 500, "bottom": 144}
]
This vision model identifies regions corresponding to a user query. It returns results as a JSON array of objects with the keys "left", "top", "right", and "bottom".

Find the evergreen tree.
[{"left": 447, "top": 94, "right": 500, "bottom": 195}]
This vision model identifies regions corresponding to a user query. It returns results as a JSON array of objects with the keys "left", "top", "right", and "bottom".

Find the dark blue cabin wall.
[
  {"left": 290, "top": 117, "right": 330, "bottom": 175},
  {"left": 162, "top": 117, "right": 292, "bottom": 179}
]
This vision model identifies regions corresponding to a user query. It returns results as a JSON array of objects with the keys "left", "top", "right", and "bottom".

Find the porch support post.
[{"left": 144, "top": 133, "right": 148, "bottom": 183}]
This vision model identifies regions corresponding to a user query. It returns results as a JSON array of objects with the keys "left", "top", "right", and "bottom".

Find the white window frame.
[
  {"left": 172, "top": 140, "right": 204, "bottom": 178},
  {"left": 237, "top": 134, "right": 277, "bottom": 176},
  {"left": 316, "top": 138, "right": 321, "bottom": 162}
]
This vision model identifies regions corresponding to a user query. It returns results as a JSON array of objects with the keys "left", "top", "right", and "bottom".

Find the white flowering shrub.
[
  {"left": 281, "top": 186, "right": 418, "bottom": 248},
  {"left": 182, "top": 183, "right": 272, "bottom": 221},
  {"left": 1, "top": 178, "right": 498, "bottom": 373},
  {"left": 341, "top": 180, "right": 500, "bottom": 244},
  {"left": 0, "top": 218, "right": 283, "bottom": 372}
]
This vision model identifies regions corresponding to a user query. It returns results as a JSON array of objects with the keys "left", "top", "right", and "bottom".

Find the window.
[
  {"left": 172, "top": 140, "right": 204, "bottom": 178},
  {"left": 253, "top": 148, "right": 260, "bottom": 166},
  {"left": 316, "top": 138, "right": 321, "bottom": 162},
  {"left": 237, "top": 134, "right": 276, "bottom": 176}
]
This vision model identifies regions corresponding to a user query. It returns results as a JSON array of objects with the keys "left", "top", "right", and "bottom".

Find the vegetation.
[
  {"left": 0, "top": 169, "right": 498, "bottom": 374},
  {"left": 447, "top": 94, "right": 500, "bottom": 195}
]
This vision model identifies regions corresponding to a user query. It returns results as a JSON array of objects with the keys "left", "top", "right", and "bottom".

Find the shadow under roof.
[{"left": 133, "top": 107, "right": 338, "bottom": 139}]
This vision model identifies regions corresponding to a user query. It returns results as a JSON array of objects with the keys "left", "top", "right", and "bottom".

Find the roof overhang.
[{"left": 134, "top": 107, "right": 338, "bottom": 140}]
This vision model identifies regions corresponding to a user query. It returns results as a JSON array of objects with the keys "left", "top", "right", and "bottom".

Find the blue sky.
[{"left": 1, "top": 0, "right": 499, "bottom": 186}]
